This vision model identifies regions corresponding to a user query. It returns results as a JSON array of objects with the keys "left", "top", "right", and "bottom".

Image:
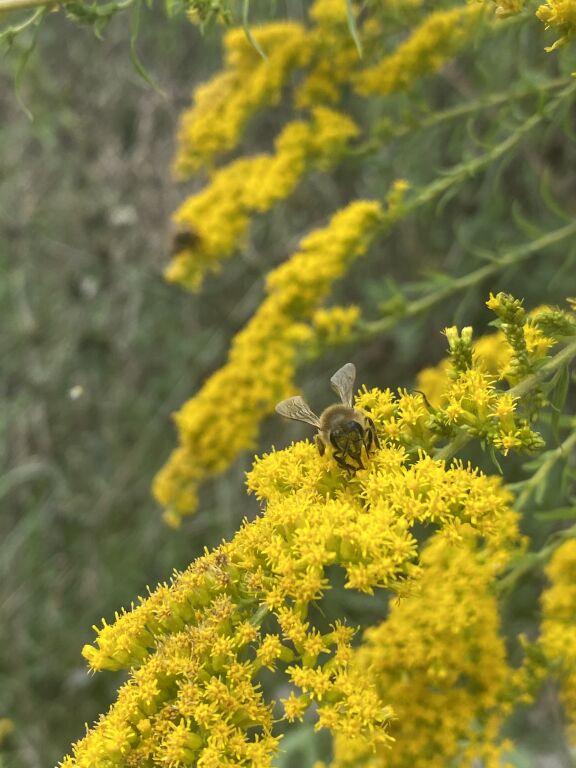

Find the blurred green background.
[{"left": 1, "top": 7, "right": 576, "bottom": 766}]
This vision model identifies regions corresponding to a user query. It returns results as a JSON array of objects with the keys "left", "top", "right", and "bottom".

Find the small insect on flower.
[
  {"left": 275, "top": 363, "right": 380, "bottom": 473},
  {"left": 170, "top": 227, "right": 200, "bottom": 255}
]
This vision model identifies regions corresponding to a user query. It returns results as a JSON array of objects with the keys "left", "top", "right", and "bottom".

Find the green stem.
[
  {"left": 396, "top": 82, "right": 576, "bottom": 222},
  {"left": 249, "top": 603, "right": 269, "bottom": 627},
  {"left": 351, "top": 76, "right": 571, "bottom": 158},
  {"left": 353, "top": 221, "right": 576, "bottom": 342},
  {"left": 508, "top": 340, "right": 576, "bottom": 399},
  {"left": 497, "top": 522, "right": 576, "bottom": 595},
  {"left": 0, "top": 0, "right": 59, "bottom": 10},
  {"left": 435, "top": 338, "right": 576, "bottom": 462},
  {"left": 513, "top": 428, "right": 576, "bottom": 510}
]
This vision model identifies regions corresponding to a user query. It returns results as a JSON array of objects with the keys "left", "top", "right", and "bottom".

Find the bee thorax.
[{"left": 318, "top": 404, "right": 365, "bottom": 432}]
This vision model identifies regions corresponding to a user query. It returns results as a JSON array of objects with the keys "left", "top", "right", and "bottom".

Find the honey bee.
[
  {"left": 170, "top": 227, "right": 200, "bottom": 255},
  {"left": 275, "top": 363, "right": 380, "bottom": 473}
]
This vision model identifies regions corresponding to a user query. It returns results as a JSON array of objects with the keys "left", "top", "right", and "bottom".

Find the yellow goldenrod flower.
[
  {"left": 414, "top": 359, "right": 451, "bottom": 408},
  {"left": 0, "top": 719, "right": 14, "bottom": 746},
  {"left": 332, "top": 528, "right": 524, "bottom": 768},
  {"left": 168, "top": 107, "right": 360, "bottom": 291},
  {"left": 282, "top": 691, "right": 309, "bottom": 721},
  {"left": 294, "top": 0, "right": 361, "bottom": 107},
  {"left": 536, "top": 0, "right": 576, "bottom": 49},
  {"left": 175, "top": 0, "right": 376, "bottom": 175},
  {"left": 174, "top": 22, "right": 310, "bottom": 175},
  {"left": 356, "top": 5, "right": 486, "bottom": 96},
  {"left": 309, "top": 0, "right": 349, "bottom": 25},
  {"left": 63, "top": 434, "right": 520, "bottom": 766},
  {"left": 154, "top": 200, "right": 384, "bottom": 523},
  {"left": 486, "top": 292, "right": 532, "bottom": 380},
  {"left": 489, "top": 0, "right": 527, "bottom": 18},
  {"left": 385, "top": 178, "right": 411, "bottom": 212},
  {"left": 408, "top": 299, "right": 576, "bottom": 457},
  {"left": 418, "top": 304, "right": 564, "bottom": 401},
  {"left": 538, "top": 538, "right": 576, "bottom": 738},
  {"left": 356, "top": 362, "right": 544, "bottom": 458},
  {"left": 431, "top": 365, "right": 544, "bottom": 452},
  {"left": 310, "top": 305, "right": 361, "bottom": 347}
]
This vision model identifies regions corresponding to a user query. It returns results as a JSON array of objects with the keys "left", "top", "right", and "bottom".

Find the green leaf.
[
  {"left": 488, "top": 444, "right": 503, "bottom": 474},
  {"left": 242, "top": 0, "right": 267, "bottom": 61},
  {"left": 539, "top": 168, "right": 573, "bottom": 222},
  {"left": 165, "top": 0, "right": 184, "bottom": 18},
  {"left": 534, "top": 506, "right": 576, "bottom": 521},
  {"left": 534, "top": 471, "right": 550, "bottom": 506},
  {"left": 345, "top": 0, "right": 362, "bottom": 57},
  {"left": 0, "top": 7, "right": 43, "bottom": 50},
  {"left": 549, "top": 365, "right": 570, "bottom": 443},
  {"left": 511, "top": 200, "right": 546, "bottom": 240},
  {"left": 129, "top": 0, "right": 165, "bottom": 94},
  {"left": 14, "top": 8, "right": 47, "bottom": 120}
]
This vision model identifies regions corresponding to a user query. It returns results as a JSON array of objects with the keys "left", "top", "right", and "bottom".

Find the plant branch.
[
  {"left": 353, "top": 221, "right": 576, "bottom": 342},
  {"left": 0, "top": 0, "right": 59, "bottom": 10},
  {"left": 396, "top": 82, "right": 576, "bottom": 220},
  {"left": 435, "top": 338, "right": 576, "bottom": 462},
  {"left": 497, "top": 521, "right": 576, "bottom": 595},
  {"left": 350, "top": 75, "right": 572, "bottom": 158},
  {"left": 512, "top": 427, "right": 576, "bottom": 510}
]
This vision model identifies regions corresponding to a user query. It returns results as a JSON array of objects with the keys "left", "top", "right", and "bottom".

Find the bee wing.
[
  {"left": 330, "top": 363, "right": 356, "bottom": 407},
  {"left": 275, "top": 396, "right": 321, "bottom": 428}
]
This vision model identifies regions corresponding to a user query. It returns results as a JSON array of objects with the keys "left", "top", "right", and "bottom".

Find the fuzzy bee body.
[{"left": 275, "top": 364, "right": 380, "bottom": 473}]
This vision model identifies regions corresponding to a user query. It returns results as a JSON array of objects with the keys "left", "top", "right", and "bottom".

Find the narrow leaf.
[
  {"left": 242, "top": 0, "right": 267, "bottom": 61},
  {"left": 14, "top": 8, "right": 46, "bottom": 120},
  {"left": 488, "top": 445, "right": 503, "bottom": 474},
  {"left": 130, "top": 0, "right": 165, "bottom": 94},
  {"left": 345, "top": 0, "right": 362, "bottom": 57},
  {"left": 550, "top": 365, "right": 570, "bottom": 442},
  {"left": 534, "top": 507, "right": 576, "bottom": 521}
]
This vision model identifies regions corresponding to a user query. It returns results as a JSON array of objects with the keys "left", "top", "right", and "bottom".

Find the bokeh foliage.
[{"left": 1, "top": 1, "right": 576, "bottom": 766}]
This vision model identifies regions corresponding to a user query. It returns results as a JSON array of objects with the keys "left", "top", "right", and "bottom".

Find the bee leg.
[
  {"left": 332, "top": 446, "right": 363, "bottom": 474},
  {"left": 366, "top": 417, "right": 380, "bottom": 449},
  {"left": 363, "top": 427, "right": 373, "bottom": 453},
  {"left": 348, "top": 442, "right": 365, "bottom": 470},
  {"left": 334, "top": 453, "right": 359, "bottom": 475},
  {"left": 315, "top": 434, "right": 326, "bottom": 456}
]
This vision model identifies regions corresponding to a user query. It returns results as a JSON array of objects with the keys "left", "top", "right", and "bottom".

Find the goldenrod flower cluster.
[
  {"left": 332, "top": 528, "right": 524, "bottom": 768},
  {"left": 489, "top": 0, "right": 527, "bottom": 18},
  {"left": 435, "top": 365, "right": 544, "bottom": 456},
  {"left": 63, "top": 422, "right": 520, "bottom": 767},
  {"left": 293, "top": 0, "right": 361, "bottom": 108},
  {"left": 0, "top": 719, "right": 14, "bottom": 748},
  {"left": 308, "top": 305, "right": 361, "bottom": 349},
  {"left": 185, "top": 0, "right": 232, "bottom": 26},
  {"left": 168, "top": 1, "right": 496, "bottom": 295},
  {"left": 356, "top": 5, "right": 485, "bottom": 96},
  {"left": 174, "top": 22, "right": 309, "bottom": 175},
  {"left": 176, "top": 0, "right": 454, "bottom": 178},
  {"left": 417, "top": 303, "right": 566, "bottom": 407},
  {"left": 486, "top": 0, "right": 576, "bottom": 50},
  {"left": 538, "top": 538, "right": 576, "bottom": 738},
  {"left": 168, "top": 107, "right": 360, "bottom": 291},
  {"left": 407, "top": 297, "right": 576, "bottom": 456},
  {"left": 156, "top": 284, "right": 570, "bottom": 524},
  {"left": 437, "top": 320, "right": 544, "bottom": 455},
  {"left": 536, "top": 0, "right": 576, "bottom": 49},
  {"left": 174, "top": 0, "right": 372, "bottom": 176},
  {"left": 154, "top": 201, "right": 384, "bottom": 524},
  {"left": 486, "top": 292, "right": 540, "bottom": 381},
  {"left": 359, "top": 374, "right": 541, "bottom": 458},
  {"left": 356, "top": 318, "right": 548, "bottom": 460}
]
